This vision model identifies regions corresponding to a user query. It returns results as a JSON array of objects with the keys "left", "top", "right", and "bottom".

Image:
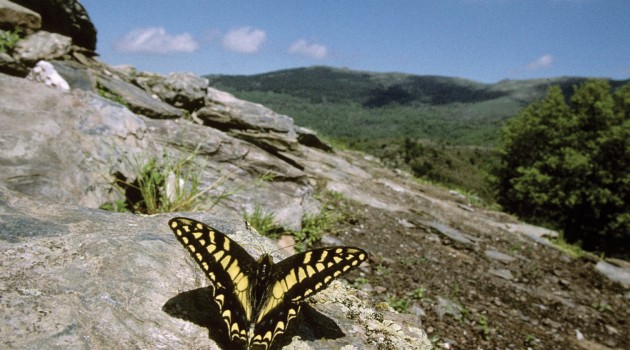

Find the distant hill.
[{"left": 205, "top": 66, "right": 629, "bottom": 146}]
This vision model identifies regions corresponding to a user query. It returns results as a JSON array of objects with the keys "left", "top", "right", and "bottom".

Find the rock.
[
  {"left": 201, "top": 87, "right": 299, "bottom": 136},
  {"left": 13, "top": 30, "right": 72, "bottom": 64},
  {"left": 25, "top": 60, "right": 69, "bottom": 90},
  {"left": 96, "top": 73, "right": 186, "bottom": 119},
  {"left": 295, "top": 125, "right": 333, "bottom": 152},
  {"left": 489, "top": 268, "right": 515, "bottom": 281},
  {"left": 0, "top": 186, "right": 431, "bottom": 350},
  {"left": 0, "top": 50, "right": 28, "bottom": 76},
  {"left": 151, "top": 72, "right": 208, "bottom": 111},
  {"left": 0, "top": 73, "right": 150, "bottom": 208},
  {"left": 425, "top": 220, "right": 478, "bottom": 246},
  {"left": 11, "top": 0, "right": 97, "bottom": 51},
  {"left": 484, "top": 249, "right": 516, "bottom": 264},
  {"left": 504, "top": 222, "right": 558, "bottom": 247},
  {"left": 50, "top": 59, "right": 95, "bottom": 91},
  {"left": 435, "top": 297, "right": 462, "bottom": 320},
  {"left": 0, "top": 0, "right": 41, "bottom": 33},
  {"left": 594, "top": 261, "right": 630, "bottom": 288},
  {"left": 398, "top": 218, "right": 416, "bottom": 229}
]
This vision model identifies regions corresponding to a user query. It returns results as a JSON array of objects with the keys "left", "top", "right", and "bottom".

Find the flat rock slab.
[
  {"left": 595, "top": 261, "right": 630, "bottom": 288},
  {"left": 485, "top": 249, "right": 516, "bottom": 263},
  {"left": 0, "top": 186, "right": 431, "bottom": 349}
]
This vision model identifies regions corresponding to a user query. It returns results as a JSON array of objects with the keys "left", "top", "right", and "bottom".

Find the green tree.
[{"left": 494, "top": 80, "right": 630, "bottom": 257}]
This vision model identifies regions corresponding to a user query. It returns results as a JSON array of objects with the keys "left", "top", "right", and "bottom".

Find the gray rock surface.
[
  {"left": 0, "top": 73, "right": 150, "bottom": 208},
  {"left": 0, "top": 185, "right": 432, "bottom": 349},
  {"left": 96, "top": 72, "right": 186, "bottom": 119},
  {"left": 595, "top": 261, "right": 630, "bottom": 288},
  {"left": 13, "top": 30, "right": 72, "bottom": 64},
  {"left": 151, "top": 72, "right": 208, "bottom": 111},
  {"left": 484, "top": 249, "right": 516, "bottom": 264}
]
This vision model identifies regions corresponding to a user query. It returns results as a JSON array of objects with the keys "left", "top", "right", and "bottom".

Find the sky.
[{"left": 81, "top": 0, "right": 630, "bottom": 83}]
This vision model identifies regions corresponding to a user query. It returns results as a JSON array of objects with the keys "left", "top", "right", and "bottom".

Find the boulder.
[
  {"left": 202, "top": 87, "right": 298, "bottom": 135},
  {"left": 0, "top": 0, "right": 41, "bottom": 33},
  {"left": 11, "top": 0, "right": 97, "bottom": 51},
  {"left": 0, "top": 73, "right": 150, "bottom": 208},
  {"left": 13, "top": 30, "right": 72, "bottom": 64},
  {"left": 25, "top": 60, "right": 69, "bottom": 90},
  {"left": 0, "top": 185, "right": 432, "bottom": 349},
  {"left": 151, "top": 72, "right": 209, "bottom": 111},
  {"left": 96, "top": 73, "right": 186, "bottom": 119}
]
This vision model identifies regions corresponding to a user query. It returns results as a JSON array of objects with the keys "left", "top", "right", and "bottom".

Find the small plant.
[
  {"left": 552, "top": 236, "right": 587, "bottom": 259},
  {"left": 399, "top": 256, "right": 426, "bottom": 268},
  {"left": 386, "top": 295, "right": 410, "bottom": 313},
  {"left": 476, "top": 315, "right": 490, "bottom": 340},
  {"left": 449, "top": 282, "right": 461, "bottom": 300},
  {"left": 259, "top": 171, "right": 278, "bottom": 182},
  {"left": 410, "top": 287, "right": 427, "bottom": 302},
  {"left": 591, "top": 301, "right": 612, "bottom": 313},
  {"left": 0, "top": 28, "right": 22, "bottom": 54},
  {"left": 352, "top": 277, "right": 370, "bottom": 288},
  {"left": 244, "top": 204, "right": 282, "bottom": 238},
  {"left": 96, "top": 83, "right": 129, "bottom": 107},
  {"left": 291, "top": 190, "right": 347, "bottom": 251},
  {"left": 101, "top": 146, "right": 235, "bottom": 214},
  {"left": 374, "top": 264, "right": 391, "bottom": 277},
  {"left": 99, "top": 199, "right": 129, "bottom": 213},
  {"left": 524, "top": 334, "right": 538, "bottom": 347}
]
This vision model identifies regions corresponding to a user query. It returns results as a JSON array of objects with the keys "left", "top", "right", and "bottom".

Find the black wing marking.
[
  {"left": 168, "top": 217, "right": 259, "bottom": 343},
  {"left": 251, "top": 247, "right": 368, "bottom": 349},
  {"left": 250, "top": 301, "right": 301, "bottom": 349}
]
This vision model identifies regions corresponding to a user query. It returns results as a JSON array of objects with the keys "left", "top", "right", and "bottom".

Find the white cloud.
[
  {"left": 527, "top": 54, "right": 554, "bottom": 70},
  {"left": 115, "top": 27, "right": 198, "bottom": 54},
  {"left": 288, "top": 39, "right": 328, "bottom": 60},
  {"left": 222, "top": 27, "right": 266, "bottom": 54}
]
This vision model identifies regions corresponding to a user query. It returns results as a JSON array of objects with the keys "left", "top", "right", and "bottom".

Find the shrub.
[{"left": 493, "top": 80, "right": 630, "bottom": 257}]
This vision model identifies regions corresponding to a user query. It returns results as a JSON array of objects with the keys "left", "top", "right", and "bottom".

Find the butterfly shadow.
[{"left": 163, "top": 287, "right": 346, "bottom": 350}]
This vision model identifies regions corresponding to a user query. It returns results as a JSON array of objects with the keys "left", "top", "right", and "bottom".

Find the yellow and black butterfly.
[{"left": 168, "top": 217, "right": 368, "bottom": 349}]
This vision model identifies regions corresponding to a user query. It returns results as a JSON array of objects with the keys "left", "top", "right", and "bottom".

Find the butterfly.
[{"left": 168, "top": 217, "right": 368, "bottom": 349}]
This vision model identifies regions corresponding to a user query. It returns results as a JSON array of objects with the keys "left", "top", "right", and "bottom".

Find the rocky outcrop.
[
  {"left": 0, "top": 185, "right": 432, "bottom": 349},
  {"left": 0, "top": 0, "right": 41, "bottom": 33},
  {"left": 10, "top": 0, "right": 96, "bottom": 50},
  {"left": 0, "top": 73, "right": 150, "bottom": 208}
]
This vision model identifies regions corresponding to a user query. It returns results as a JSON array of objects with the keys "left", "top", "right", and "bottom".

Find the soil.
[{"left": 326, "top": 188, "right": 629, "bottom": 349}]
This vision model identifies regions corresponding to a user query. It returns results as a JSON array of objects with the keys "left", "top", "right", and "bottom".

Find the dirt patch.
[{"left": 328, "top": 198, "right": 629, "bottom": 349}]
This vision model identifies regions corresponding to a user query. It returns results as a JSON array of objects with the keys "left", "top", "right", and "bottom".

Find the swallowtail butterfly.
[{"left": 169, "top": 217, "right": 368, "bottom": 349}]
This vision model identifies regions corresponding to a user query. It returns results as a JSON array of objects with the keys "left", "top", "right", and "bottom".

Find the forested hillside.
[{"left": 205, "top": 66, "right": 628, "bottom": 146}]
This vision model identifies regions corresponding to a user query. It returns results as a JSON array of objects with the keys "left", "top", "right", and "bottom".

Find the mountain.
[{"left": 206, "top": 66, "right": 630, "bottom": 146}]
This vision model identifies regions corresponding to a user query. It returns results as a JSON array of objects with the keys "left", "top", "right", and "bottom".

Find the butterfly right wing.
[
  {"left": 251, "top": 247, "right": 368, "bottom": 349},
  {"left": 169, "top": 217, "right": 259, "bottom": 344}
]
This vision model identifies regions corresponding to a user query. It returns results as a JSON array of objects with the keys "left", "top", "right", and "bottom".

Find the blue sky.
[{"left": 81, "top": 0, "right": 629, "bottom": 83}]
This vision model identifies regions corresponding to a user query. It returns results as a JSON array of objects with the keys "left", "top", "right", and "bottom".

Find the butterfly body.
[{"left": 168, "top": 217, "right": 368, "bottom": 349}]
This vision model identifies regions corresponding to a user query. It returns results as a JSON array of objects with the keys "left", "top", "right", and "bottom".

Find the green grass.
[
  {"left": 100, "top": 147, "right": 236, "bottom": 214},
  {"left": 96, "top": 83, "right": 129, "bottom": 107},
  {"left": 551, "top": 235, "right": 588, "bottom": 259},
  {"left": 243, "top": 190, "right": 349, "bottom": 251},
  {"left": 386, "top": 294, "right": 411, "bottom": 313},
  {"left": 243, "top": 204, "right": 282, "bottom": 238}
]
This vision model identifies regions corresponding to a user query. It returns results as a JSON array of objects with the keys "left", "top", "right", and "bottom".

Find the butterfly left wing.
[
  {"left": 168, "top": 217, "right": 259, "bottom": 344},
  {"left": 251, "top": 247, "right": 368, "bottom": 349}
]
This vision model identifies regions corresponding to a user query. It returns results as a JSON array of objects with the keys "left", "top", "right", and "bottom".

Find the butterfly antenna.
[{"left": 244, "top": 219, "right": 271, "bottom": 256}]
